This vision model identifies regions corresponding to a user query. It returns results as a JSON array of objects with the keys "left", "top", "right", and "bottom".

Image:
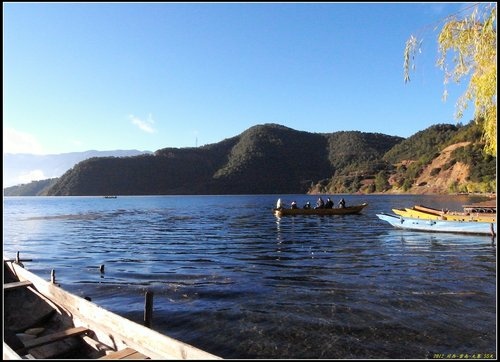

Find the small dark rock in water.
[
  {"left": 84, "top": 296, "right": 92, "bottom": 301},
  {"left": 99, "top": 264, "right": 105, "bottom": 273}
]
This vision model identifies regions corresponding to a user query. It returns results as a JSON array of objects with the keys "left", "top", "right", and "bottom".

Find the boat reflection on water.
[{"left": 382, "top": 230, "right": 496, "bottom": 248}]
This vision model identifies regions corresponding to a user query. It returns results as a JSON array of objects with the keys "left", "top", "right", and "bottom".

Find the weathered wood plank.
[
  {"left": 22, "top": 326, "right": 89, "bottom": 350},
  {"left": 99, "top": 347, "right": 149, "bottom": 359},
  {"left": 124, "top": 351, "right": 150, "bottom": 359},
  {"left": 4, "top": 280, "right": 33, "bottom": 291}
]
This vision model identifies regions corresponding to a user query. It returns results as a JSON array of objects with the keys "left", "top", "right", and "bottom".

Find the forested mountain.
[
  {"left": 3, "top": 150, "right": 151, "bottom": 188},
  {"left": 382, "top": 124, "right": 460, "bottom": 164},
  {"left": 6, "top": 122, "right": 496, "bottom": 196},
  {"left": 45, "top": 124, "right": 402, "bottom": 196},
  {"left": 3, "top": 178, "right": 59, "bottom": 196}
]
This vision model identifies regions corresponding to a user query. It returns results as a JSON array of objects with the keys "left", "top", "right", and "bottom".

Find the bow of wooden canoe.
[{"left": 3, "top": 258, "right": 222, "bottom": 360}]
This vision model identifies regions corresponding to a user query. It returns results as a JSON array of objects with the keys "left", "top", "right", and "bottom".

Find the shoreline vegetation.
[{"left": 308, "top": 191, "right": 496, "bottom": 198}]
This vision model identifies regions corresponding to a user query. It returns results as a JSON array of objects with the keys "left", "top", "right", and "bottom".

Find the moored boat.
[
  {"left": 392, "top": 207, "right": 496, "bottom": 223},
  {"left": 274, "top": 203, "right": 368, "bottom": 217},
  {"left": 392, "top": 207, "right": 442, "bottom": 220},
  {"left": 462, "top": 200, "right": 496, "bottom": 214},
  {"left": 3, "top": 256, "right": 222, "bottom": 360},
  {"left": 376, "top": 213, "right": 496, "bottom": 236},
  {"left": 415, "top": 203, "right": 496, "bottom": 216}
]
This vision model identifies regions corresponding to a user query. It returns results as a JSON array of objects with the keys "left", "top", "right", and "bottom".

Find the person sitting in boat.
[
  {"left": 291, "top": 201, "right": 298, "bottom": 209},
  {"left": 338, "top": 198, "right": 346, "bottom": 208},
  {"left": 315, "top": 197, "right": 325, "bottom": 209},
  {"left": 303, "top": 201, "right": 311, "bottom": 209},
  {"left": 325, "top": 197, "right": 334, "bottom": 209}
]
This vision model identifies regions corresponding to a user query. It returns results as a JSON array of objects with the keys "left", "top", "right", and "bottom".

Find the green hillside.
[
  {"left": 7, "top": 121, "right": 495, "bottom": 196},
  {"left": 45, "top": 124, "right": 402, "bottom": 196}
]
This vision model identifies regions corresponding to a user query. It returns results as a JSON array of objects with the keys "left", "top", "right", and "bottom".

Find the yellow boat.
[
  {"left": 439, "top": 212, "right": 495, "bottom": 222},
  {"left": 392, "top": 205, "right": 496, "bottom": 223},
  {"left": 392, "top": 208, "right": 442, "bottom": 220},
  {"left": 414, "top": 204, "right": 496, "bottom": 222},
  {"left": 391, "top": 208, "right": 407, "bottom": 217}
]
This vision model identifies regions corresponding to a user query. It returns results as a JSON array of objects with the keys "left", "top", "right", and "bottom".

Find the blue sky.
[{"left": 4, "top": 2, "right": 478, "bottom": 155}]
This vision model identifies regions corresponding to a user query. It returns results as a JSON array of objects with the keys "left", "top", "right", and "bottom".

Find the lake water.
[{"left": 3, "top": 194, "right": 497, "bottom": 359}]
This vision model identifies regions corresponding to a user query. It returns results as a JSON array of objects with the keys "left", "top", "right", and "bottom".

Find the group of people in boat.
[{"left": 276, "top": 197, "right": 346, "bottom": 210}]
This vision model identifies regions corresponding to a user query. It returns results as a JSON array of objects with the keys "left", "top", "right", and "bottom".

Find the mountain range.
[
  {"left": 4, "top": 122, "right": 496, "bottom": 196},
  {"left": 3, "top": 150, "right": 151, "bottom": 188}
]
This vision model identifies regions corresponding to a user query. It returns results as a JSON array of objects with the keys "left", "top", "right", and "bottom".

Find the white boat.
[{"left": 376, "top": 213, "right": 497, "bottom": 236}]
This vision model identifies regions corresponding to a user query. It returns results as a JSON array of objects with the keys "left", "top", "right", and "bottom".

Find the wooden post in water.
[
  {"left": 8, "top": 251, "right": 32, "bottom": 264},
  {"left": 15, "top": 251, "right": 24, "bottom": 267},
  {"left": 144, "top": 290, "right": 154, "bottom": 328},
  {"left": 51, "top": 270, "right": 56, "bottom": 284}
]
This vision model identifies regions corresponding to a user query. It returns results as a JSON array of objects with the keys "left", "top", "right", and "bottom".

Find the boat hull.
[
  {"left": 3, "top": 259, "right": 221, "bottom": 360},
  {"left": 274, "top": 203, "right": 368, "bottom": 217},
  {"left": 392, "top": 208, "right": 442, "bottom": 220},
  {"left": 412, "top": 205, "right": 496, "bottom": 222},
  {"left": 376, "top": 213, "right": 497, "bottom": 236},
  {"left": 394, "top": 205, "right": 496, "bottom": 222}
]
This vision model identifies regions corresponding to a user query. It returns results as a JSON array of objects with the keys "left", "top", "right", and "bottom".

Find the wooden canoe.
[
  {"left": 392, "top": 208, "right": 442, "bottom": 220},
  {"left": 376, "top": 213, "right": 497, "bottom": 236},
  {"left": 406, "top": 205, "right": 496, "bottom": 222},
  {"left": 392, "top": 207, "right": 496, "bottom": 222},
  {"left": 274, "top": 203, "right": 368, "bottom": 217},
  {"left": 3, "top": 257, "right": 222, "bottom": 360}
]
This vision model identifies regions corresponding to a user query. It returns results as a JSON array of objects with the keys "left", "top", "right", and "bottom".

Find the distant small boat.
[
  {"left": 274, "top": 203, "right": 368, "bottom": 217},
  {"left": 103, "top": 196, "right": 117, "bottom": 199},
  {"left": 376, "top": 212, "right": 496, "bottom": 236}
]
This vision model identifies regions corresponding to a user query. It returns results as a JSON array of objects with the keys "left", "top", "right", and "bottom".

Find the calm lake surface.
[{"left": 3, "top": 194, "right": 497, "bottom": 359}]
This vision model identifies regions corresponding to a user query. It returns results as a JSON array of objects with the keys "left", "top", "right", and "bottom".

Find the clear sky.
[{"left": 4, "top": 2, "right": 478, "bottom": 155}]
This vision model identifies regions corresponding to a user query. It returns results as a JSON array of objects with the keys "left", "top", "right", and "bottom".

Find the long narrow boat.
[
  {"left": 274, "top": 203, "right": 368, "bottom": 217},
  {"left": 415, "top": 203, "right": 496, "bottom": 217},
  {"left": 376, "top": 213, "right": 497, "bottom": 236},
  {"left": 416, "top": 204, "right": 496, "bottom": 222},
  {"left": 392, "top": 207, "right": 496, "bottom": 222},
  {"left": 392, "top": 208, "right": 442, "bottom": 220},
  {"left": 3, "top": 257, "right": 222, "bottom": 360}
]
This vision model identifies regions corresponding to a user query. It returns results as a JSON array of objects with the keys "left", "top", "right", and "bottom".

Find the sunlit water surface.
[{"left": 3, "top": 194, "right": 496, "bottom": 359}]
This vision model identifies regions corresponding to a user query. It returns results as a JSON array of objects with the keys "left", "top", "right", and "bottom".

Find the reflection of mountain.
[{"left": 3, "top": 150, "right": 152, "bottom": 188}]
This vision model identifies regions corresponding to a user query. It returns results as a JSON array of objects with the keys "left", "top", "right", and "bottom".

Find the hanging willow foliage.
[{"left": 404, "top": 3, "right": 496, "bottom": 156}]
